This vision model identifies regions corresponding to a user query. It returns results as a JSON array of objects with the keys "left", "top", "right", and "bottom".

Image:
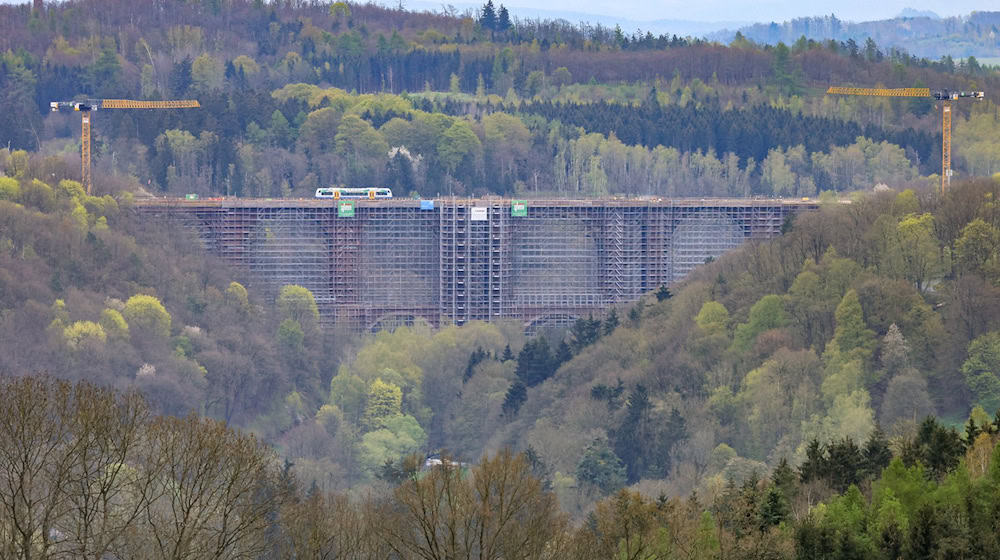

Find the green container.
[
  {"left": 338, "top": 200, "right": 355, "bottom": 217},
  {"left": 185, "top": 193, "right": 199, "bottom": 200},
  {"left": 511, "top": 199, "right": 527, "bottom": 217}
]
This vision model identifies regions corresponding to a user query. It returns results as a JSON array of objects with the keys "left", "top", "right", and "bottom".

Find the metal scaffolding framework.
[{"left": 136, "top": 197, "right": 814, "bottom": 331}]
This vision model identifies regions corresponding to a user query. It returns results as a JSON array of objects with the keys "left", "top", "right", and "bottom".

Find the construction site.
[{"left": 135, "top": 197, "right": 817, "bottom": 331}]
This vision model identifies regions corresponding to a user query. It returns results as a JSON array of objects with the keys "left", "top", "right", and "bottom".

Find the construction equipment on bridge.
[
  {"left": 49, "top": 98, "right": 201, "bottom": 195},
  {"left": 826, "top": 86, "right": 984, "bottom": 192}
]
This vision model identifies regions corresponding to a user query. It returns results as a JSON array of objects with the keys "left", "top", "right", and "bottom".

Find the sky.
[{"left": 402, "top": 0, "right": 994, "bottom": 25}]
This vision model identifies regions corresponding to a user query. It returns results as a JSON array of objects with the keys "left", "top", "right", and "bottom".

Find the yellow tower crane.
[
  {"left": 49, "top": 98, "right": 201, "bottom": 195},
  {"left": 826, "top": 86, "right": 984, "bottom": 192}
]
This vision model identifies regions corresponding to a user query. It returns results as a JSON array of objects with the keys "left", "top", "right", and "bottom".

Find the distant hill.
[
  {"left": 897, "top": 8, "right": 940, "bottom": 19},
  {"left": 712, "top": 11, "right": 1000, "bottom": 59},
  {"left": 403, "top": 0, "right": 748, "bottom": 38}
]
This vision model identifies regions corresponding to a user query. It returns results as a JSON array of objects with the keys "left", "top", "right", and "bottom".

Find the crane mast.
[
  {"left": 826, "top": 86, "right": 984, "bottom": 192},
  {"left": 50, "top": 98, "right": 200, "bottom": 195}
]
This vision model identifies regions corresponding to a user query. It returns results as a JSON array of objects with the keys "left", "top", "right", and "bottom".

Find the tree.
[
  {"left": 961, "top": 331, "right": 1000, "bottom": 414},
  {"left": 168, "top": 55, "right": 193, "bottom": 96},
  {"left": 362, "top": 378, "right": 403, "bottom": 430},
  {"left": 732, "top": 294, "right": 787, "bottom": 353},
  {"left": 496, "top": 5, "right": 511, "bottom": 32},
  {"left": 655, "top": 285, "right": 672, "bottom": 301},
  {"left": 277, "top": 284, "right": 319, "bottom": 325},
  {"left": 123, "top": 294, "right": 171, "bottom": 338},
  {"left": 579, "top": 489, "right": 669, "bottom": 560},
  {"left": 577, "top": 439, "right": 626, "bottom": 495},
  {"left": 128, "top": 414, "right": 280, "bottom": 559},
  {"left": 515, "top": 336, "right": 554, "bottom": 387},
  {"left": 897, "top": 213, "right": 942, "bottom": 293},
  {"left": 955, "top": 218, "right": 1000, "bottom": 278},
  {"left": 358, "top": 415, "right": 427, "bottom": 474},
  {"left": 479, "top": 0, "right": 497, "bottom": 31},
  {"left": 382, "top": 449, "right": 566, "bottom": 560},
  {"left": 0, "top": 377, "right": 152, "bottom": 560},
  {"left": 833, "top": 289, "right": 877, "bottom": 360},
  {"left": 437, "top": 120, "right": 481, "bottom": 177},
  {"left": 880, "top": 370, "right": 934, "bottom": 428},
  {"left": 502, "top": 380, "right": 527, "bottom": 417}
]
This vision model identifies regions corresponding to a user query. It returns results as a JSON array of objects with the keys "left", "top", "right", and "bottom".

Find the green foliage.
[
  {"left": 224, "top": 281, "right": 250, "bottom": 311},
  {"left": 63, "top": 320, "right": 107, "bottom": 349},
  {"left": 123, "top": 294, "right": 171, "bottom": 338},
  {"left": 832, "top": 289, "right": 877, "bottom": 360},
  {"left": 98, "top": 308, "right": 129, "bottom": 341},
  {"left": 962, "top": 331, "right": 1000, "bottom": 415},
  {"left": 358, "top": 414, "right": 426, "bottom": 474},
  {"left": 362, "top": 378, "right": 403, "bottom": 430},
  {"left": 732, "top": 294, "right": 787, "bottom": 354},
  {"left": 277, "top": 285, "right": 319, "bottom": 325},
  {"left": 695, "top": 300, "right": 729, "bottom": 335},
  {"left": 277, "top": 319, "right": 304, "bottom": 352},
  {"left": 0, "top": 176, "right": 20, "bottom": 201},
  {"left": 576, "top": 439, "right": 626, "bottom": 495}
]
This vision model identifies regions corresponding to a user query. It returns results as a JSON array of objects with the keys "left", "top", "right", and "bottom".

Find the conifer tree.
[{"left": 479, "top": 0, "right": 496, "bottom": 31}]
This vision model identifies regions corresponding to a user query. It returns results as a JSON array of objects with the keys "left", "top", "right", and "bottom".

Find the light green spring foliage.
[
  {"left": 363, "top": 378, "right": 403, "bottom": 431},
  {"left": 98, "top": 308, "right": 129, "bottom": 341},
  {"left": 225, "top": 281, "right": 250, "bottom": 311},
  {"left": 732, "top": 294, "right": 787, "bottom": 354},
  {"left": 277, "top": 284, "right": 319, "bottom": 324},
  {"left": 832, "top": 289, "right": 877, "bottom": 360},
  {"left": 0, "top": 175, "right": 20, "bottom": 200},
  {"left": 277, "top": 319, "right": 304, "bottom": 351},
  {"left": 695, "top": 301, "right": 729, "bottom": 335},
  {"left": 358, "top": 414, "right": 426, "bottom": 474},
  {"left": 63, "top": 320, "right": 107, "bottom": 349},
  {"left": 896, "top": 213, "right": 944, "bottom": 292},
  {"left": 954, "top": 218, "right": 1000, "bottom": 277},
  {"left": 122, "top": 294, "right": 171, "bottom": 338}
]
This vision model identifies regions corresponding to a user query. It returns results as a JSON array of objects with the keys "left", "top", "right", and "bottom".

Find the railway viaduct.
[{"left": 135, "top": 197, "right": 817, "bottom": 331}]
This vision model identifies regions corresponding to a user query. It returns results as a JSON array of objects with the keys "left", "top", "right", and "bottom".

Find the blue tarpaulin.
[{"left": 420, "top": 200, "right": 435, "bottom": 210}]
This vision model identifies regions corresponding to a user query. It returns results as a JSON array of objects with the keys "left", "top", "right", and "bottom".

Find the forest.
[
  {"left": 5, "top": 150, "right": 1000, "bottom": 558},
  {"left": 0, "top": 0, "right": 999, "bottom": 198},
  {"left": 4, "top": 0, "right": 1000, "bottom": 557}
]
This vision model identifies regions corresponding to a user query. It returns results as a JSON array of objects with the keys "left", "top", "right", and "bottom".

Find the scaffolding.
[{"left": 136, "top": 197, "right": 814, "bottom": 331}]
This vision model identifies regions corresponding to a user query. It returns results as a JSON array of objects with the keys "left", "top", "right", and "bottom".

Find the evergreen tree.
[
  {"left": 759, "top": 487, "right": 789, "bottom": 530},
  {"left": 496, "top": 5, "right": 511, "bottom": 32},
  {"left": 502, "top": 380, "right": 527, "bottom": 417},
  {"left": 501, "top": 344, "right": 514, "bottom": 362},
  {"left": 862, "top": 428, "right": 892, "bottom": 479},
  {"left": 576, "top": 438, "right": 626, "bottom": 494},
  {"left": 515, "top": 336, "right": 553, "bottom": 387},
  {"left": 603, "top": 309, "right": 619, "bottom": 335},
  {"left": 656, "top": 285, "right": 672, "bottom": 301},
  {"left": 169, "top": 56, "right": 193, "bottom": 96},
  {"left": 798, "top": 439, "right": 826, "bottom": 483},
  {"left": 479, "top": 0, "right": 496, "bottom": 31},
  {"left": 771, "top": 457, "right": 797, "bottom": 501},
  {"left": 553, "top": 339, "right": 572, "bottom": 367},
  {"left": 570, "top": 315, "right": 602, "bottom": 352}
]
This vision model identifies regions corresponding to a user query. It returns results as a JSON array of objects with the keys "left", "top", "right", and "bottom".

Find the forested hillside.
[
  {"left": 719, "top": 12, "right": 1000, "bottom": 60},
  {"left": 1, "top": 0, "right": 999, "bottom": 198},
  {"left": 5, "top": 179, "right": 1000, "bottom": 558}
]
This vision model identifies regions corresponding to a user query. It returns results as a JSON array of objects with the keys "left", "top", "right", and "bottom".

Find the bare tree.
[{"left": 118, "top": 414, "right": 280, "bottom": 560}]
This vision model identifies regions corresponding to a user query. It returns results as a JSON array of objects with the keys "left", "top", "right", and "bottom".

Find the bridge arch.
[{"left": 523, "top": 313, "right": 580, "bottom": 336}]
